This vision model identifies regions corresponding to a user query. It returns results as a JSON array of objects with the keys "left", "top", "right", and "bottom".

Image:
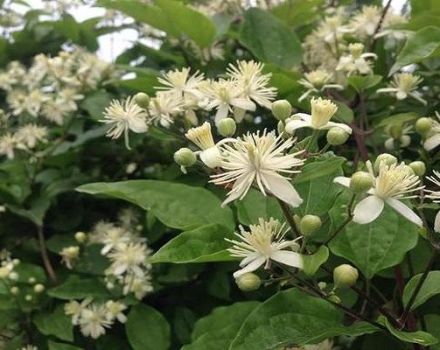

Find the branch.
[
  {"left": 277, "top": 199, "right": 300, "bottom": 238},
  {"left": 36, "top": 225, "right": 57, "bottom": 284},
  {"left": 370, "top": 0, "right": 393, "bottom": 51}
]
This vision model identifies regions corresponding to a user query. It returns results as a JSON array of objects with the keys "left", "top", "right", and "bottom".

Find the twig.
[
  {"left": 370, "top": 0, "right": 393, "bottom": 51},
  {"left": 277, "top": 199, "right": 300, "bottom": 238},
  {"left": 323, "top": 194, "right": 356, "bottom": 245},
  {"left": 36, "top": 225, "right": 57, "bottom": 283}
]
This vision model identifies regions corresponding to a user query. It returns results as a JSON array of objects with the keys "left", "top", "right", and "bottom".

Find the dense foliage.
[{"left": 1, "top": 0, "right": 440, "bottom": 349}]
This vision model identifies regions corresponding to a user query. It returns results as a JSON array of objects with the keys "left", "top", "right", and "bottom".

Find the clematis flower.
[
  {"left": 336, "top": 43, "right": 377, "bottom": 76},
  {"left": 285, "top": 97, "right": 352, "bottom": 135},
  {"left": 424, "top": 113, "right": 440, "bottom": 151},
  {"left": 298, "top": 69, "right": 343, "bottom": 102},
  {"left": 210, "top": 131, "right": 304, "bottom": 207},
  {"left": 425, "top": 171, "right": 440, "bottom": 233},
  {"left": 185, "top": 122, "right": 223, "bottom": 168},
  {"left": 377, "top": 73, "right": 426, "bottom": 105},
  {"left": 226, "top": 218, "right": 303, "bottom": 278},
  {"left": 156, "top": 67, "right": 204, "bottom": 100},
  {"left": 334, "top": 160, "right": 423, "bottom": 226}
]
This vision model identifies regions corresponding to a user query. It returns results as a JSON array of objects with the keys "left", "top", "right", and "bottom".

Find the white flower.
[
  {"left": 202, "top": 79, "right": 256, "bottom": 125},
  {"left": 157, "top": 67, "right": 204, "bottom": 99},
  {"left": 60, "top": 246, "right": 80, "bottom": 269},
  {"left": 425, "top": 171, "right": 440, "bottom": 233},
  {"left": 105, "top": 300, "right": 127, "bottom": 323},
  {"left": 79, "top": 303, "right": 112, "bottom": 339},
  {"left": 226, "top": 60, "right": 277, "bottom": 109},
  {"left": 100, "top": 226, "right": 132, "bottom": 255},
  {"left": 21, "top": 346, "right": 38, "bottom": 350},
  {"left": 148, "top": 91, "right": 183, "bottom": 127},
  {"left": 298, "top": 69, "right": 343, "bottom": 102},
  {"left": 107, "top": 242, "right": 149, "bottom": 277},
  {"left": 349, "top": 6, "right": 382, "bottom": 38},
  {"left": 122, "top": 273, "right": 153, "bottom": 299},
  {"left": 285, "top": 97, "right": 352, "bottom": 134},
  {"left": 185, "top": 122, "right": 222, "bottom": 168},
  {"left": 15, "top": 124, "right": 48, "bottom": 149},
  {"left": 101, "top": 97, "right": 148, "bottom": 148},
  {"left": 226, "top": 218, "right": 303, "bottom": 278},
  {"left": 289, "top": 339, "right": 336, "bottom": 350},
  {"left": 211, "top": 131, "right": 304, "bottom": 207},
  {"left": 41, "top": 98, "right": 73, "bottom": 125},
  {"left": 377, "top": 73, "right": 426, "bottom": 105},
  {"left": 0, "top": 133, "right": 16, "bottom": 159},
  {"left": 424, "top": 115, "right": 440, "bottom": 151},
  {"left": 65, "top": 299, "right": 91, "bottom": 325},
  {"left": 334, "top": 161, "right": 423, "bottom": 226},
  {"left": 336, "top": 43, "right": 377, "bottom": 76}
]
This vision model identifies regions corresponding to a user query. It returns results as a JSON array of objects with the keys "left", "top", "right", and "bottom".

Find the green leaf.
[
  {"left": 240, "top": 8, "right": 302, "bottom": 69},
  {"left": 48, "top": 276, "right": 111, "bottom": 300},
  {"left": 126, "top": 304, "right": 171, "bottom": 350},
  {"left": 303, "top": 246, "right": 329, "bottom": 276},
  {"left": 80, "top": 90, "right": 112, "bottom": 120},
  {"left": 48, "top": 341, "right": 82, "bottom": 350},
  {"left": 229, "top": 288, "right": 378, "bottom": 350},
  {"left": 271, "top": 0, "right": 324, "bottom": 28},
  {"left": 151, "top": 224, "right": 236, "bottom": 264},
  {"left": 411, "top": 0, "right": 440, "bottom": 14},
  {"left": 33, "top": 306, "right": 73, "bottom": 342},
  {"left": 15, "top": 263, "right": 46, "bottom": 284},
  {"left": 294, "top": 155, "right": 346, "bottom": 184},
  {"left": 391, "top": 26, "right": 440, "bottom": 74},
  {"left": 376, "top": 112, "right": 419, "bottom": 129},
  {"left": 425, "top": 314, "right": 440, "bottom": 350},
  {"left": 347, "top": 75, "right": 382, "bottom": 92},
  {"left": 235, "top": 189, "right": 283, "bottom": 226},
  {"left": 77, "top": 180, "right": 235, "bottom": 230},
  {"left": 183, "top": 302, "right": 259, "bottom": 350},
  {"left": 379, "top": 316, "right": 438, "bottom": 346},
  {"left": 113, "top": 76, "right": 158, "bottom": 95},
  {"left": 333, "top": 102, "right": 354, "bottom": 124},
  {"left": 330, "top": 206, "right": 419, "bottom": 278},
  {"left": 403, "top": 271, "right": 440, "bottom": 310}
]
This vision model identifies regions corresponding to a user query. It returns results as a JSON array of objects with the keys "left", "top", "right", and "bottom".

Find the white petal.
[
  {"left": 322, "top": 121, "right": 353, "bottom": 134},
  {"left": 353, "top": 195, "right": 384, "bottom": 224},
  {"left": 128, "top": 117, "right": 148, "bottom": 133},
  {"left": 424, "top": 134, "right": 440, "bottom": 151},
  {"left": 231, "top": 98, "right": 256, "bottom": 112},
  {"left": 215, "top": 104, "right": 229, "bottom": 125},
  {"left": 200, "top": 147, "right": 222, "bottom": 169},
  {"left": 271, "top": 250, "right": 304, "bottom": 269},
  {"left": 263, "top": 172, "right": 303, "bottom": 207},
  {"left": 285, "top": 120, "right": 312, "bottom": 134},
  {"left": 386, "top": 198, "right": 423, "bottom": 227},
  {"left": 233, "top": 256, "right": 266, "bottom": 278},
  {"left": 221, "top": 174, "right": 252, "bottom": 207},
  {"left": 434, "top": 211, "right": 440, "bottom": 233},
  {"left": 333, "top": 176, "right": 351, "bottom": 188}
]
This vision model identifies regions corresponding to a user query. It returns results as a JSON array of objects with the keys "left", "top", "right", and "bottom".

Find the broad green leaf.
[
  {"left": 333, "top": 102, "right": 354, "bottom": 124},
  {"left": 77, "top": 180, "right": 235, "bottom": 230},
  {"left": 114, "top": 76, "right": 158, "bottom": 95},
  {"left": 240, "top": 8, "right": 302, "bottom": 69},
  {"left": 426, "top": 314, "right": 440, "bottom": 350},
  {"left": 391, "top": 26, "right": 440, "bottom": 74},
  {"left": 294, "top": 155, "right": 346, "bottom": 184},
  {"left": 411, "top": 0, "right": 440, "bottom": 14},
  {"left": 48, "top": 341, "right": 82, "bottom": 350},
  {"left": 126, "top": 304, "right": 171, "bottom": 350},
  {"left": 235, "top": 189, "right": 283, "bottom": 226},
  {"left": 15, "top": 263, "right": 46, "bottom": 284},
  {"left": 330, "top": 206, "right": 419, "bottom": 278},
  {"left": 183, "top": 302, "right": 259, "bottom": 350},
  {"left": 403, "top": 271, "right": 440, "bottom": 310},
  {"left": 48, "top": 276, "right": 110, "bottom": 300},
  {"left": 348, "top": 75, "right": 382, "bottom": 92},
  {"left": 80, "top": 90, "right": 112, "bottom": 120},
  {"left": 376, "top": 112, "right": 419, "bottom": 129},
  {"left": 303, "top": 246, "right": 329, "bottom": 276},
  {"left": 33, "top": 306, "right": 73, "bottom": 342},
  {"left": 229, "top": 288, "right": 378, "bottom": 350},
  {"left": 379, "top": 316, "right": 438, "bottom": 346},
  {"left": 150, "top": 224, "right": 236, "bottom": 263},
  {"left": 271, "top": 0, "right": 324, "bottom": 28}
]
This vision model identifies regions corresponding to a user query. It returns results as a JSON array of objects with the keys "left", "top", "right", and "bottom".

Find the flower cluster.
[{"left": 0, "top": 250, "right": 19, "bottom": 282}]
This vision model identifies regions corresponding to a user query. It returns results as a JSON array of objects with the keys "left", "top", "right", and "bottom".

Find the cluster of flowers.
[
  {"left": 65, "top": 298, "right": 127, "bottom": 339},
  {"left": 60, "top": 209, "right": 153, "bottom": 300},
  {"left": 0, "top": 249, "right": 19, "bottom": 282},
  {"left": 0, "top": 47, "right": 114, "bottom": 159}
]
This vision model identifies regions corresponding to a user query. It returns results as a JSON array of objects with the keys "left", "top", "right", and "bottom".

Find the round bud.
[
  {"left": 10, "top": 286, "right": 19, "bottom": 295},
  {"left": 0, "top": 267, "right": 10, "bottom": 279},
  {"left": 75, "top": 231, "right": 87, "bottom": 243},
  {"left": 12, "top": 259, "right": 20, "bottom": 266},
  {"left": 400, "top": 135, "right": 411, "bottom": 147},
  {"left": 217, "top": 118, "right": 237, "bottom": 137},
  {"left": 34, "top": 284, "right": 45, "bottom": 293},
  {"left": 271, "top": 100, "right": 292, "bottom": 121},
  {"left": 134, "top": 92, "right": 150, "bottom": 108},
  {"left": 374, "top": 153, "right": 397, "bottom": 172},
  {"left": 277, "top": 121, "right": 285, "bottom": 135},
  {"left": 9, "top": 272, "right": 18, "bottom": 281},
  {"left": 25, "top": 294, "right": 33, "bottom": 302},
  {"left": 235, "top": 273, "right": 262, "bottom": 292},
  {"left": 409, "top": 161, "right": 426, "bottom": 177},
  {"left": 300, "top": 215, "right": 322, "bottom": 237},
  {"left": 318, "top": 281, "right": 327, "bottom": 290},
  {"left": 415, "top": 117, "right": 432, "bottom": 135},
  {"left": 402, "top": 165, "right": 415, "bottom": 176},
  {"left": 326, "top": 127, "right": 350, "bottom": 146},
  {"left": 333, "top": 264, "right": 359, "bottom": 289},
  {"left": 327, "top": 294, "right": 342, "bottom": 304},
  {"left": 384, "top": 138, "right": 395, "bottom": 151},
  {"left": 28, "top": 277, "right": 36, "bottom": 284},
  {"left": 350, "top": 171, "right": 374, "bottom": 193},
  {"left": 174, "top": 148, "right": 197, "bottom": 167}
]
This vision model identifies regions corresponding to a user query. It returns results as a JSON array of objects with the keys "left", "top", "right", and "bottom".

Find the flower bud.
[
  {"left": 374, "top": 153, "right": 397, "bottom": 172},
  {"left": 9, "top": 272, "right": 18, "bottom": 281},
  {"left": 318, "top": 281, "right": 327, "bottom": 290},
  {"left": 34, "top": 284, "right": 45, "bottom": 293},
  {"left": 271, "top": 100, "right": 292, "bottom": 121},
  {"left": 12, "top": 259, "right": 20, "bottom": 266},
  {"left": 415, "top": 117, "right": 432, "bottom": 135},
  {"left": 327, "top": 294, "right": 342, "bottom": 304},
  {"left": 217, "top": 118, "right": 236, "bottom": 137},
  {"left": 326, "top": 127, "right": 349, "bottom": 145},
  {"left": 75, "top": 231, "right": 87, "bottom": 243},
  {"left": 235, "top": 272, "right": 262, "bottom": 292},
  {"left": 300, "top": 215, "right": 322, "bottom": 237},
  {"left": 400, "top": 135, "right": 411, "bottom": 147},
  {"left": 333, "top": 264, "right": 359, "bottom": 289},
  {"left": 384, "top": 138, "right": 395, "bottom": 151},
  {"left": 28, "top": 277, "right": 36, "bottom": 284},
  {"left": 174, "top": 148, "right": 197, "bottom": 167},
  {"left": 350, "top": 171, "right": 374, "bottom": 193},
  {"left": 0, "top": 267, "right": 10, "bottom": 279},
  {"left": 134, "top": 92, "right": 150, "bottom": 108},
  {"left": 409, "top": 161, "right": 426, "bottom": 177},
  {"left": 25, "top": 294, "right": 33, "bottom": 302},
  {"left": 10, "top": 286, "right": 19, "bottom": 295},
  {"left": 277, "top": 121, "right": 285, "bottom": 135}
]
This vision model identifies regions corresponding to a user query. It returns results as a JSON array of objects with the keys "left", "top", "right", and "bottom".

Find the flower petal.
[
  {"left": 386, "top": 198, "right": 423, "bottom": 227},
  {"left": 271, "top": 250, "right": 304, "bottom": 269},
  {"left": 285, "top": 119, "right": 312, "bottom": 134},
  {"left": 128, "top": 117, "right": 148, "bottom": 133},
  {"left": 263, "top": 172, "right": 303, "bottom": 207},
  {"left": 424, "top": 134, "right": 440, "bottom": 151},
  {"left": 333, "top": 176, "right": 351, "bottom": 188},
  {"left": 233, "top": 256, "right": 266, "bottom": 279},
  {"left": 231, "top": 98, "right": 256, "bottom": 112},
  {"left": 435, "top": 211, "right": 440, "bottom": 233},
  {"left": 322, "top": 121, "right": 353, "bottom": 134},
  {"left": 353, "top": 195, "right": 384, "bottom": 224},
  {"left": 215, "top": 104, "right": 230, "bottom": 125}
]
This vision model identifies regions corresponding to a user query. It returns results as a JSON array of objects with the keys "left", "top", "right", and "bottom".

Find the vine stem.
[
  {"left": 36, "top": 225, "right": 57, "bottom": 283},
  {"left": 370, "top": 0, "right": 393, "bottom": 51},
  {"left": 276, "top": 199, "right": 300, "bottom": 238},
  {"left": 323, "top": 194, "right": 356, "bottom": 245}
]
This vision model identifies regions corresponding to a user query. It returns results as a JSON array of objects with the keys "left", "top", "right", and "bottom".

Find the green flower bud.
[
  {"left": 134, "top": 92, "right": 150, "bottom": 108},
  {"left": 174, "top": 148, "right": 197, "bottom": 167},
  {"left": 28, "top": 277, "right": 36, "bottom": 284},
  {"left": 389, "top": 124, "right": 403, "bottom": 139},
  {"left": 75, "top": 231, "right": 87, "bottom": 243},
  {"left": 415, "top": 117, "right": 432, "bottom": 135},
  {"left": 271, "top": 100, "right": 292, "bottom": 121},
  {"left": 318, "top": 281, "right": 327, "bottom": 290},
  {"left": 33, "top": 284, "right": 45, "bottom": 293},
  {"left": 235, "top": 272, "right": 262, "bottom": 292},
  {"left": 10, "top": 286, "right": 19, "bottom": 295},
  {"left": 217, "top": 118, "right": 236, "bottom": 137},
  {"left": 277, "top": 120, "right": 285, "bottom": 135},
  {"left": 350, "top": 171, "right": 374, "bottom": 193},
  {"left": 409, "top": 161, "right": 426, "bottom": 176},
  {"left": 333, "top": 264, "right": 359, "bottom": 289},
  {"left": 400, "top": 135, "right": 411, "bottom": 147},
  {"left": 374, "top": 153, "right": 397, "bottom": 172},
  {"left": 402, "top": 165, "right": 415, "bottom": 176},
  {"left": 326, "top": 127, "right": 350, "bottom": 146},
  {"left": 25, "top": 294, "right": 32, "bottom": 302},
  {"left": 327, "top": 294, "right": 342, "bottom": 304},
  {"left": 300, "top": 215, "right": 322, "bottom": 237}
]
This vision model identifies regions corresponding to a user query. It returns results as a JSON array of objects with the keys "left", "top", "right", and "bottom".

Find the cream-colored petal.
[
  {"left": 263, "top": 172, "right": 303, "bottom": 207},
  {"left": 271, "top": 250, "right": 303, "bottom": 269},
  {"left": 353, "top": 195, "right": 384, "bottom": 224},
  {"left": 386, "top": 198, "right": 423, "bottom": 227},
  {"left": 434, "top": 211, "right": 440, "bottom": 233},
  {"left": 333, "top": 176, "right": 351, "bottom": 188},
  {"left": 233, "top": 256, "right": 266, "bottom": 278},
  {"left": 285, "top": 119, "right": 312, "bottom": 134},
  {"left": 424, "top": 134, "right": 440, "bottom": 151},
  {"left": 322, "top": 121, "right": 353, "bottom": 134}
]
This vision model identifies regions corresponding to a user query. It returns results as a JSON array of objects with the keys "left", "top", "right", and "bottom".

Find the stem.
[
  {"left": 277, "top": 199, "right": 300, "bottom": 238},
  {"left": 323, "top": 194, "right": 355, "bottom": 245},
  {"left": 370, "top": 0, "right": 393, "bottom": 51},
  {"left": 36, "top": 225, "right": 57, "bottom": 283}
]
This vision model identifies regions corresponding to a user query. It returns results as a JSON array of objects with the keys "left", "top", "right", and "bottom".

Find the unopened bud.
[
  {"left": 384, "top": 138, "right": 395, "bottom": 151},
  {"left": 10, "top": 286, "right": 19, "bottom": 295},
  {"left": 277, "top": 121, "right": 285, "bottom": 135},
  {"left": 174, "top": 148, "right": 197, "bottom": 167},
  {"left": 318, "top": 281, "right": 327, "bottom": 290},
  {"left": 326, "top": 127, "right": 349, "bottom": 145},
  {"left": 400, "top": 135, "right": 411, "bottom": 147},
  {"left": 75, "top": 231, "right": 87, "bottom": 243},
  {"left": 9, "top": 272, "right": 18, "bottom": 281},
  {"left": 217, "top": 118, "right": 236, "bottom": 137},
  {"left": 350, "top": 171, "right": 374, "bottom": 193},
  {"left": 28, "top": 277, "right": 36, "bottom": 284},
  {"left": 374, "top": 153, "right": 397, "bottom": 172},
  {"left": 415, "top": 117, "right": 432, "bottom": 135},
  {"left": 235, "top": 273, "right": 261, "bottom": 292},
  {"left": 25, "top": 294, "right": 33, "bottom": 302},
  {"left": 328, "top": 294, "right": 342, "bottom": 304},
  {"left": 34, "top": 284, "right": 45, "bottom": 293},
  {"left": 409, "top": 161, "right": 426, "bottom": 176},
  {"left": 300, "top": 215, "right": 322, "bottom": 237},
  {"left": 333, "top": 264, "right": 359, "bottom": 289},
  {"left": 134, "top": 92, "right": 150, "bottom": 108},
  {"left": 12, "top": 259, "right": 20, "bottom": 266},
  {"left": 271, "top": 100, "right": 292, "bottom": 121},
  {"left": 0, "top": 267, "right": 10, "bottom": 279}
]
